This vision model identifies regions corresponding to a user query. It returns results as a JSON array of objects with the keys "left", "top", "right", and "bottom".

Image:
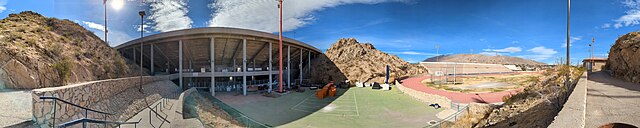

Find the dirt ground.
[
  {"left": 186, "top": 93, "right": 244, "bottom": 128},
  {"left": 422, "top": 73, "right": 542, "bottom": 93}
]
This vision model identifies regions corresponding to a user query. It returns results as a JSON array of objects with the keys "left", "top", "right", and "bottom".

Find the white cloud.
[
  {"left": 482, "top": 47, "right": 522, "bottom": 53},
  {"left": 81, "top": 21, "right": 106, "bottom": 32},
  {"left": 0, "top": 0, "right": 7, "bottom": 13},
  {"left": 522, "top": 46, "right": 557, "bottom": 61},
  {"left": 207, "top": 0, "right": 408, "bottom": 32},
  {"left": 133, "top": 23, "right": 151, "bottom": 33},
  {"left": 148, "top": 0, "right": 193, "bottom": 32},
  {"left": 561, "top": 36, "right": 582, "bottom": 47},
  {"left": 605, "top": 0, "right": 640, "bottom": 29}
]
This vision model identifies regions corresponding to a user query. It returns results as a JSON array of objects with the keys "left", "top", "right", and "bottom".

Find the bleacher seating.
[{"left": 420, "top": 62, "right": 513, "bottom": 75}]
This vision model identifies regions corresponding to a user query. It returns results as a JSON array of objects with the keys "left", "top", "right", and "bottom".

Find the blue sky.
[{"left": 1, "top": 0, "right": 639, "bottom": 64}]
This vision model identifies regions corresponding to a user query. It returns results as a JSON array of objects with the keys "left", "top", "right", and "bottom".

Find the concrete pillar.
[
  {"left": 133, "top": 48, "right": 136, "bottom": 65},
  {"left": 268, "top": 42, "right": 272, "bottom": 93},
  {"left": 299, "top": 49, "right": 302, "bottom": 85},
  {"left": 210, "top": 37, "right": 215, "bottom": 96},
  {"left": 242, "top": 39, "right": 247, "bottom": 96},
  {"left": 308, "top": 51, "right": 311, "bottom": 79},
  {"left": 151, "top": 43, "right": 154, "bottom": 75},
  {"left": 179, "top": 40, "right": 183, "bottom": 89},
  {"left": 287, "top": 45, "right": 290, "bottom": 89}
]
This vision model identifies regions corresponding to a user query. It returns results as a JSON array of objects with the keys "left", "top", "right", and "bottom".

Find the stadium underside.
[{"left": 116, "top": 27, "right": 322, "bottom": 96}]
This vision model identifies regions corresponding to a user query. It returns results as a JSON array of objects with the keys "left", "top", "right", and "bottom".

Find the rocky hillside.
[
  {"left": 309, "top": 38, "right": 426, "bottom": 84},
  {"left": 424, "top": 54, "right": 546, "bottom": 65},
  {"left": 607, "top": 32, "right": 640, "bottom": 83},
  {"left": 0, "top": 11, "right": 139, "bottom": 89}
]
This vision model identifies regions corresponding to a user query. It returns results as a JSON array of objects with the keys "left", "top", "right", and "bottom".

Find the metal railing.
[
  {"left": 58, "top": 118, "right": 141, "bottom": 128},
  {"left": 427, "top": 105, "right": 470, "bottom": 128},
  {"left": 39, "top": 96, "right": 140, "bottom": 128}
]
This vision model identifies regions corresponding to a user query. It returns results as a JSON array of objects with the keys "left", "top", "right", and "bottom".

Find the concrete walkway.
[
  {"left": 0, "top": 89, "right": 32, "bottom": 127},
  {"left": 585, "top": 72, "right": 640, "bottom": 127},
  {"left": 122, "top": 91, "right": 203, "bottom": 128}
]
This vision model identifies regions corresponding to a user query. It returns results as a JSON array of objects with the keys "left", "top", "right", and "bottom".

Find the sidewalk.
[{"left": 122, "top": 91, "right": 203, "bottom": 128}]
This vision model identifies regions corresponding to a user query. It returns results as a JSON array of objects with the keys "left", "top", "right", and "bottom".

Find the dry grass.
[
  {"left": 422, "top": 73, "right": 542, "bottom": 93},
  {"left": 188, "top": 93, "right": 245, "bottom": 128}
]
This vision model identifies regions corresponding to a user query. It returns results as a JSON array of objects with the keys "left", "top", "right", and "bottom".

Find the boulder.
[{"left": 607, "top": 32, "right": 640, "bottom": 83}]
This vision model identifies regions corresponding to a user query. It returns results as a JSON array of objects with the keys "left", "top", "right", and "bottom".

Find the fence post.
[{"left": 52, "top": 100, "right": 57, "bottom": 127}]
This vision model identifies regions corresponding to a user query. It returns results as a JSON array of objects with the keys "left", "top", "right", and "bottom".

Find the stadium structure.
[{"left": 115, "top": 27, "right": 322, "bottom": 96}]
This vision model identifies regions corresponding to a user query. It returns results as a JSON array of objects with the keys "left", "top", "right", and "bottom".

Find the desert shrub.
[
  {"left": 503, "top": 91, "right": 538, "bottom": 105},
  {"left": 26, "top": 37, "right": 37, "bottom": 46},
  {"left": 52, "top": 59, "right": 72, "bottom": 85},
  {"left": 47, "top": 43, "right": 63, "bottom": 58},
  {"left": 114, "top": 57, "right": 128, "bottom": 76}
]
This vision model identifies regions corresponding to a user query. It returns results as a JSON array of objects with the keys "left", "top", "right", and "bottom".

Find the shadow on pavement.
[{"left": 588, "top": 71, "right": 640, "bottom": 92}]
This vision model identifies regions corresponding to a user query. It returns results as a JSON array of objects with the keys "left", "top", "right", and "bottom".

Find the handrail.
[
  {"left": 40, "top": 96, "right": 113, "bottom": 115},
  {"left": 58, "top": 118, "right": 141, "bottom": 128},
  {"left": 428, "top": 105, "right": 470, "bottom": 128}
]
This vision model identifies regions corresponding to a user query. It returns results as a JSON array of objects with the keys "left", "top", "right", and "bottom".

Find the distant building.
[{"left": 583, "top": 58, "right": 607, "bottom": 72}]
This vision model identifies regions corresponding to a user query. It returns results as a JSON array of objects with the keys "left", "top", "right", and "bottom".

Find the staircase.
[{"left": 122, "top": 91, "right": 203, "bottom": 128}]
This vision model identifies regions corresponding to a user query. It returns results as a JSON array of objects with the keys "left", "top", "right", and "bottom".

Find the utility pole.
[
  {"left": 277, "top": 0, "right": 284, "bottom": 93},
  {"left": 435, "top": 44, "right": 440, "bottom": 62},
  {"left": 139, "top": 11, "right": 145, "bottom": 93},
  {"left": 590, "top": 37, "right": 594, "bottom": 69},
  {"left": 103, "top": 0, "right": 108, "bottom": 44},
  {"left": 566, "top": 0, "right": 571, "bottom": 66}
]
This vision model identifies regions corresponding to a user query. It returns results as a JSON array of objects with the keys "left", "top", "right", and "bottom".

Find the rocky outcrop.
[
  {"left": 0, "top": 11, "right": 139, "bottom": 89},
  {"left": 607, "top": 32, "right": 640, "bottom": 83},
  {"left": 425, "top": 54, "right": 546, "bottom": 65},
  {"left": 311, "top": 38, "right": 426, "bottom": 84}
]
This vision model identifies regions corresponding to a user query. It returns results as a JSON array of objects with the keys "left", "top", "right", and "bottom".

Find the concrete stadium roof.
[
  {"left": 115, "top": 27, "right": 321, "bottom": 53},
  {"left": 114, "top": 27, "right": 321, "bottom": 75}
]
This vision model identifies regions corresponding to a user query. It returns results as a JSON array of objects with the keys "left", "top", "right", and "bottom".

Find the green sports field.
[{"left": 216, "top": 87, "right": 443, "bottom": 128}]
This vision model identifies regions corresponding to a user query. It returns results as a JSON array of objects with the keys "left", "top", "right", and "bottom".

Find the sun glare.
[{"left": 111, "top": 0, "right": 124, "bottom": 10}]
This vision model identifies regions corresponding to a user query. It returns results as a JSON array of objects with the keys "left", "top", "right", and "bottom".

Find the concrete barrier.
[
  {"left": 31, "top": 74, "right": 177, "bottom": 127},
  {"left": 548, "top": 72, "right": 587, "bottom": 128}
]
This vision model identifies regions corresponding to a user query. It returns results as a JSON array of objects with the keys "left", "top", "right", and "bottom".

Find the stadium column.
[
  {"left": 308, "top": 51, "right": 310, "bottom": 80},
  {"left": 299, "top": 48, "right": 302, "bottom": 86},
  {"left": 268, "top": 42, "right": 273, "bottom": 93},
  {"left": 151, "top": 43, "right": 154, "bottom": 75},
  {"left": 210, "top": 37, "right": 215, "bottom": 96},
  {"left": 242, "top": 39, "right": 247, "bottom": 96},
  {"left": 287, "top": 45, "right": 291, "bottom": 89},
  {"left": 179, "top": 40, "right": 183, "bottom": 89}
]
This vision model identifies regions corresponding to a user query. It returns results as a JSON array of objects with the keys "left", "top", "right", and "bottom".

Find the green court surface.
[{"left": 216, "top": 87, "right": 442, "bottom": 128}]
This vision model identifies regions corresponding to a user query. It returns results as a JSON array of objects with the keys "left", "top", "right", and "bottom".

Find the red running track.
[{"left": 401, "top": 75, "right": 523, "bottom": 103}]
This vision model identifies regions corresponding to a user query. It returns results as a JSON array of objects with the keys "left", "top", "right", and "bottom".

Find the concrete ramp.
[{"left": 123, "top": 88, "right": 203, "bottom": 128}]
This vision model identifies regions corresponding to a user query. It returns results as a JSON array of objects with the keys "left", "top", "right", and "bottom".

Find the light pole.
[
  {"left": 139, "top": 10, "right": 145, "bottom": 93},
  {"left": 277, "top": 0, "right": 284, "bottom": 93},
  {"left": 103, "top": 0, "right": 108, "bottom": 44},
  {"left": 435, "top": 44, "right": 440, "bottom": 62},
  {"left": 590, "top": 37, "right": 594, "bottom": 69},
  {"left": 566, "top": 0, "right": 570, "bottom": 66}
]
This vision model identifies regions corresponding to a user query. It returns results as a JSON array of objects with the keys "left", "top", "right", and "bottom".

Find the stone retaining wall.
[
  {"left": 395, "top": 81, "right": 453, "bottom": 109},
  {"left": 31, "top": 74, "right": 177, "bottom": 127}
]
